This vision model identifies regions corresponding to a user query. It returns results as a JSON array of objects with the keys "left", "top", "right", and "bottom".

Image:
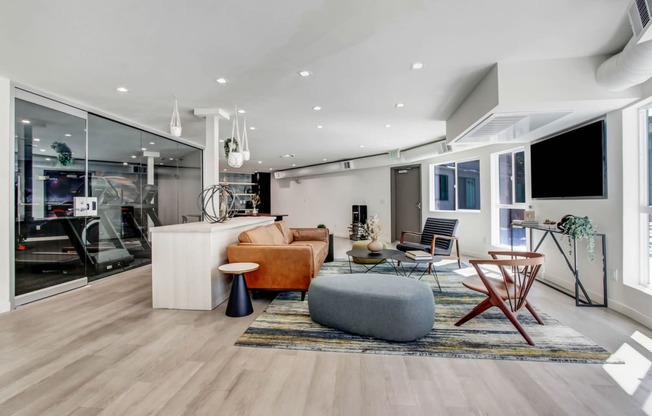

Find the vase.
[
  {"left": 252, "top": 208, "right": 258, "bottom": 215},
  {"left": 367, "top": 239, "right": 383, "bottom": 253}
]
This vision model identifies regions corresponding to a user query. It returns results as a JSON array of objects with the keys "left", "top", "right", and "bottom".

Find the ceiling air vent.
[
  {"left": 341, "top": 161, "right": 354, "bottom": 170},
  {"left": 454, "top": 111, "right": 571, "bottom": 144},
  {"left": 630, "top": 0, "right": 652, "bottom": 43}
]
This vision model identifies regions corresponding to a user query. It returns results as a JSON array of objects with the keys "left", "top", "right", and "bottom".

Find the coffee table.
[
  {"left": 345, "top": 249, "right": 401, "bottom": 274},
  {"left": 392, "top": 252, "right": 441, "bottom": 291}
]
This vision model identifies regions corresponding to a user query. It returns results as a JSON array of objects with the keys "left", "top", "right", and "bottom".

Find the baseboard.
[
  {"left": 0, "top": 300, "right": 12, "bottom": 314},
  {"left": 607, "top": 299, "right": 652, "bottom": 329}
]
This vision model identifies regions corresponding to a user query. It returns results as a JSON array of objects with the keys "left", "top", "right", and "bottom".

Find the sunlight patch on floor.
[{"left": 603, "top": 343, "right": 651, "bottom": 395}]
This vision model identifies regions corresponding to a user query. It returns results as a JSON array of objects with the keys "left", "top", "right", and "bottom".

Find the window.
[
  {"left": 494, "top": 149, "right": 527, "bottom": 248},
  {"left": 431, "top": 160, "right": 480, "bottom": 211},
  {"left": 643, "top": 110, "right": 652, "bottom": 286}
]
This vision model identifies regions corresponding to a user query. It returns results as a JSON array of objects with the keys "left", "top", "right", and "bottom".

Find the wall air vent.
[
  {"left": 454, "top": 111, "right": 571, "bottom": 144},
  {"left": 630, "top": 0, "right": 652, "bottom": 43}
]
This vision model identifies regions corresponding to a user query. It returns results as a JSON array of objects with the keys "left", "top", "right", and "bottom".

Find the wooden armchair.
[
  {"left": 396, "top": 217, "right": 461, "bottom": 270},
  {"left": 455, "top": 251, "right": 545, "bottom": 345}
]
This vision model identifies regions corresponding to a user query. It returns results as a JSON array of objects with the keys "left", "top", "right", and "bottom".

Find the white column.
[
  {"left": 194, "top": 108, "right": 228, "bottom": 188},
  {"left": 0, "top": 77, "right": 13, "bottom": 312}
]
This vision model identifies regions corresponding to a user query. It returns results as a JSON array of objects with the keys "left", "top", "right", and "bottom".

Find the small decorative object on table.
[
  {"left": 363, "top": 215, "right": 383, "bottom": 253},
  {"left": 543, "top": 219, "right": 557, "bottom": 229},
  {"left": 251, "top": 193, "right": 261, "bottom": 214}
]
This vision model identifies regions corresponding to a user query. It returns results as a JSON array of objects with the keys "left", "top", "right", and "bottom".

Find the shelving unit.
[{"left": 218, "top": 172, "right": 271, "bottom": 213}]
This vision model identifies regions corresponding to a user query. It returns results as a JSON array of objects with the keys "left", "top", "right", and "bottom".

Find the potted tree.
[{"left": 558, "top": 215, "right": 597, "bottom": 260}]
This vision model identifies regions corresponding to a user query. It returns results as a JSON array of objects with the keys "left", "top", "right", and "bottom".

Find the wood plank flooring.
[{"left": 0, "top": 245, "right": 651, "bottom": 415}]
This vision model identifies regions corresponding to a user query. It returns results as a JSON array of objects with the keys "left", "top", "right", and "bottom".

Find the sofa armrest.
[{"left": 291, "top": 227, "right": 329, "bottom": 242}]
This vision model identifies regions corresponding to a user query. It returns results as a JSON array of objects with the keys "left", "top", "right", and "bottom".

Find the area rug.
[{"left": 236, "top": 260, "right": 618, "bottom": 363}]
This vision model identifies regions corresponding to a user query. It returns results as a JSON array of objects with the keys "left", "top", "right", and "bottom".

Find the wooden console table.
[{"left": 510, "top": 224, "right": 607, "bottom": 307}]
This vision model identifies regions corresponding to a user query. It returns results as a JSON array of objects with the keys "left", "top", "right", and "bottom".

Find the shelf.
[{"left": 226, "top": 182, "right": 256, "bottom": 186}]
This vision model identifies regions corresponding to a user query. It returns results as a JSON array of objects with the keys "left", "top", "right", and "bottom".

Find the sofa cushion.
[
  {"left": 275, "top": 221, "right": 294, "bottom": 244},
  {"left": 239, "top": 224, "right": 287, "bottom": 245}
]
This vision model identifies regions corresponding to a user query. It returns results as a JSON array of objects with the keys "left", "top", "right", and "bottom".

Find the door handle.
[{"left": 417, "top": 202, "right": 422, "bottom": 210}]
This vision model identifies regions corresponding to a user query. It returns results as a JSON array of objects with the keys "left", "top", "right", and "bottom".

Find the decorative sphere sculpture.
[{"left": 197, "top": 184, "right": 236, "bottom": 223}]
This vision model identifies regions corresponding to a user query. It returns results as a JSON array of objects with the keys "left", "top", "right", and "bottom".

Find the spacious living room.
[{"left": 2, "top": 1, "right": 652, "bottom": 415}]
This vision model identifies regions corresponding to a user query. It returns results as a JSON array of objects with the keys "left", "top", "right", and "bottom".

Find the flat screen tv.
[{"left": 530, "top": 120, "right": 607, "bottom": 199}]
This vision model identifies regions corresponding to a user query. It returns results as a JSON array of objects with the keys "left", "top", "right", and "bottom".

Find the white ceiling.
[{"left": 0, "top": 0, "right": 634, "bottom": 172}]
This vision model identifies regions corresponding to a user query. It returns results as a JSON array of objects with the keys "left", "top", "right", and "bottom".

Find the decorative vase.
[
  {"left": 367, "top": 239, "right": 383, "bottom": 253},
  {"left": 252, "top": 207, "right": 258, "bottom": 215}
]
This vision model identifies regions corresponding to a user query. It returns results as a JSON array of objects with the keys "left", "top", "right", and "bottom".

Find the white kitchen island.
[{"left": 150, "top": 217, "right": 274, "bottom": 310}]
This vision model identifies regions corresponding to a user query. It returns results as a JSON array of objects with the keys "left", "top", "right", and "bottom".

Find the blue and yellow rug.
[{"left": 236, "top": 260, "right": 617, "bottom": 363}]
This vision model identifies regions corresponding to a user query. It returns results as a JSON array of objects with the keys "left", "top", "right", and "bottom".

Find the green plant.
[
  {"left": 51, "top": 141, "right": 73, "bottom": 166},
  {"left": 558, "top": 215, "right": 596, "bottom": 261},
  {"left": 317, "top": 224, "right": 326, "bottom": 228},
  {"left": 223, "top": 137, "right": 239, "bottom": 158}
]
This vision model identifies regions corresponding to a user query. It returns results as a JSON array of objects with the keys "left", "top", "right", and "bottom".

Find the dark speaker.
[{"left": 352, "top": 205, "right": 367, "bottom": 224}]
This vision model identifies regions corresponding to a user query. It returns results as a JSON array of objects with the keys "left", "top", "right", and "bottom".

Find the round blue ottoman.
[{"left": 308, "top": 273, "right": 435, "bottom": 342}]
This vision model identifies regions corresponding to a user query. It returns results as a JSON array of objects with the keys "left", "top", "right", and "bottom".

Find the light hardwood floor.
[{"left": 0, "top": 238, "right": 650, "bottom": 415}]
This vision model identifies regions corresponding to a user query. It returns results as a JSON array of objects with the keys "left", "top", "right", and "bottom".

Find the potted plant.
[
  {"left": 251, "top": 193, "right": 261, "bottom": 214},
  {"left": 558, "top": 215, "right": 597, "bottom": 260}
]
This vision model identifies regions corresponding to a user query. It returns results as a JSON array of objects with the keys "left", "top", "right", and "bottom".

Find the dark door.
[{"left": 392, "top": 166, "right": 421, "bottom": 242}]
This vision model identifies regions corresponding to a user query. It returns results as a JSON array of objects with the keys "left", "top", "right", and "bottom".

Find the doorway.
[{"left": 391, "top": 165, "right": 421, "bottom": 242}]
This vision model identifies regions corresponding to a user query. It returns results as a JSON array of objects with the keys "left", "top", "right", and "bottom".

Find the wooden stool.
[{"left": 218, "top": 262, "right": 259, "bottom": 317}]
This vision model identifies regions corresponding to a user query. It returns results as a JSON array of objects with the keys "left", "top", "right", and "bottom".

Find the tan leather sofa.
[{"left": 226, "top": 221, "right": 329, "bottom": 300}]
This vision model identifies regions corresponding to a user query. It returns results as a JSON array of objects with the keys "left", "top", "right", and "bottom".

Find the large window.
[
  {"left": 432, "top": 160, "right": 481, "bottom": 211},
  {"left": 494, "top": 149, "right": 526, "bottom": 248},
  {"left": 643, "top": 110, "right": 652, "bottom": 286}
]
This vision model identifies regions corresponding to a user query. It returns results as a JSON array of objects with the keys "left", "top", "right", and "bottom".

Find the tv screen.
[{"left": 530, "top": 120, "right": 607, "bottom": 199}]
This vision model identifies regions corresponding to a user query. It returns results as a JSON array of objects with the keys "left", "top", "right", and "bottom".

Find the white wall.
[
  {"left": 271, "top": 167, "right": 391, "bottom": 241},
  {"left": 0, "top": 77, "right": 12, "bottom": 313}
]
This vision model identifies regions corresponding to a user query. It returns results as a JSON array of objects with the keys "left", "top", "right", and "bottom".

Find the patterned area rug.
[{"left": 236, "top": 260, "right": 618, "bottom": 363}]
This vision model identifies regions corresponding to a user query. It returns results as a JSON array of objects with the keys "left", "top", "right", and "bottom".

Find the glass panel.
[
  {"left": 457, "top": 160, "right": 480, "bottom": 210},
  {"left": 498, "top": 153, "right": 513, "bottom": 205},
  {"left": 499, "top": 208, "right": 525, "bottom": 248},
  {"left": 14, "top": 99, "right": 88, "bottom": 296},
  {"left": 433, "top": 162, "right": 455, "bottom": 210},
  {"left": 514, "top": 151, "right": 526, "bottom": 204}
]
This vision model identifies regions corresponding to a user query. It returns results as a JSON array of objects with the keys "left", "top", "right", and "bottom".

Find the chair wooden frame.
[{"left": 454, "top": 251, "right": 545, "bottom": 345}]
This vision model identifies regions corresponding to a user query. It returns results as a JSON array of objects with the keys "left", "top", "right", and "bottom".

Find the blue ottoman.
[{"left": 308, "top": 273, "right": 435, "bottom": 342}]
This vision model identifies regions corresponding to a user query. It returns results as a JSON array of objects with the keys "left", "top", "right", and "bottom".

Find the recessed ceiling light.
[
  {"left": 149, "top": 141, "right": 155, "bottom": 145},
  {"left": 317, "top": 125, "right": 323, "bottom": 129},
  {"left": 313, "top": 106, "right": 322, "bottom": 111},
  {"left": 45, "top": 158, "right": 51, "bottom": 161},
  {"left": 64, "top": 133, "right": 72, "bottom": 137},
  {"left": 258, "top": 161, "right": 262, "bottom": 164},
  {"left": 269, "top": 168, "right": 274, "bottom": 171},
  {"left": 141, "top": 147, "right": 146, "bottom": 151},
  {"left": 385, "top": 124, "right": 391, "bottom": 128},
  {"left": 40, "top": 149, "right": 45, "bottom": 152},
  {"left": 411, "top": 62, "right": 424, "bottom": 70},
  {"left": 249, "top": 126, "right": 256, "bottom": 130},
  {"left": 131, "top": 155, "right": 137, "bottom": 159},
  {"left": 279, "top": 154, "right": 295, "bottom": 158},
  {"left": 359, "top": 145, "right": 365, "bottom": 148},
  {"left": 21, "top": 119, "right": 30, "bottom": 124},
  {"left": 160, "top": 162, "right": 164, "bottom": 165},
  {"left": 323, "top": 158, "right": 328, "bottom": 161},
  {"left": 238, "top": 109, "right": 246, "bottom": 114},
  {"left": 33, "top": 138, "right": 40, "bottom": 142},
  {"left": 169, "top": 157, "right": 174, "bottom": 161},
  {"left": 116, "top": 87, "right": 129, "bottom": 92},
  {"left": 395, "top": 103, "right": 405, "bottom": 108},
  {"left": 292, "top": 163, "right": 296, "bottom": 167},
  {"left": 297, "top": 70, "right": 312, "bottom": 77},
  {"left": 123, "top": 162, "right": 128, "bottom": 166},
  {"left": 216, "top": 78, "right": 228, "bottom": 84},
  {"left": 219, "top": 139, "right": 224, "bottom": 143},
  {"left": 223, "top": 168, "right": 227, "bottom": 172}
]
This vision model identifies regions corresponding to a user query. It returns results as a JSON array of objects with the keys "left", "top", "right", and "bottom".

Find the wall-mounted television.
[{"left": 530, "top": 120, "right": 607, "bottom": 199}]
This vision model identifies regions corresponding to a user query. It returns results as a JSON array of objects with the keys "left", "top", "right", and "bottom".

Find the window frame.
[
  {"left": 492, "top": 148, "right": 528, "bottom": 248},
  {"left": 430, "top": 158, "right": 481, "bottom": 212}
]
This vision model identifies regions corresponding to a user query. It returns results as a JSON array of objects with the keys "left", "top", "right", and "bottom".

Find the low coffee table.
[
  {"left": 345, "top": 249, "right": 401, "bottom": 274},
  {"left": 393, "top": 252, "right": 442, "bottom": 291}
]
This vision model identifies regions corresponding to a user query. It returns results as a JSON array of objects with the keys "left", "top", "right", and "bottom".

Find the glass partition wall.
[{"left": 14, "top": 92, "right": 202, "bottom": 305}]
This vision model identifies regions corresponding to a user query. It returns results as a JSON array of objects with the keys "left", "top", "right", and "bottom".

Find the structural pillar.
[
  {"left": 194, "top": 108, "right": 229, "bottom": 188},
  {"left": 0, "top": 77, "right": 13, "bottom": 312}
]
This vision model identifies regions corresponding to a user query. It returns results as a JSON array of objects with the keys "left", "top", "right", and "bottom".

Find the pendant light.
[
  {"left": 170, "top": 97, "right": 182, "bottom": 137},
  {"left": 242, "top": 118, "right": 251, "bottom": 161},
  {"left": 227, "top": 107, "right": 244, "bottom": 168}
]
